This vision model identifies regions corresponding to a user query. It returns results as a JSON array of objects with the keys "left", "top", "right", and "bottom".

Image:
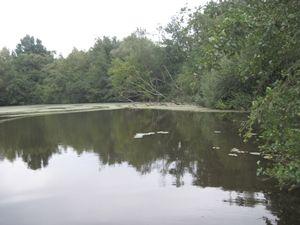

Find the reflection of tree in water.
[
  {"left": 0, "top": 110, "right": 270, "bottom": 186},
  {"left": 264, "top": 189, "right": 300, "bottom": 225},
  {"left": 223, "top": 191, "right": 268, "bottom": 207},
  {"left": 0, "top": 152, "right": 4, "bottom": 161},
  {"left": 0, "top": 110, "right": 299, "bottom": 225},
  {"left": 221, "top": 189, "right": 300, "bottom": 225},
  {"left": 0, "top": 110, "right": 258, "bottom": 188}
]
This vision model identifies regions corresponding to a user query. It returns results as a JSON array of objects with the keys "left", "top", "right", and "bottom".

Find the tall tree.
[
  {"left": 0, "top": 48, "right": 13, "bottom": 105},
  {"left": 6, "top": 35, "right": 54, "bottom": 104},
  {"left": 15, "top": 35, "right": 52, "bottom": 56},
  {"left": 109, "top": 30, "right": 167, "bottom": 101}
]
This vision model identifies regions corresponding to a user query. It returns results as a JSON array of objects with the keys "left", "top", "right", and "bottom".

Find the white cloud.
[{"left": 0, "top": 0, "right": 208, "bottom": 56}]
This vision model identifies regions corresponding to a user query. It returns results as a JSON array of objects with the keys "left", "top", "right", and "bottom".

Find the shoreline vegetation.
[
  {"left": 0, "top": 0, "right": 299, "bottom": 187},
  {"left": 0, "top": 102, "right": 245, "bottom": 119}
]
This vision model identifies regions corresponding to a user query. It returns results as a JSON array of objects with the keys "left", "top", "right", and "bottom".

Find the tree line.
[{"left": 0, "top": 0, "right": 299, "bottom": 186}]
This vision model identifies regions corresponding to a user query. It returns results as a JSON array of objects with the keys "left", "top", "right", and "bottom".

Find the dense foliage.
[{"left": 0, "top": 0, "right": 299, "bottom": 186}]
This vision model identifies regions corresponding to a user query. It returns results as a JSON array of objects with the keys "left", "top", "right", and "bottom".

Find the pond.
[{"left": 0, "top": 109, "right": 299, "bottom": 225}]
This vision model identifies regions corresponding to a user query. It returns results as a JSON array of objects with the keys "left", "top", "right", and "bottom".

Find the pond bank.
[{"left": 0, "top": 102, "right": 245, "bottom": 120}]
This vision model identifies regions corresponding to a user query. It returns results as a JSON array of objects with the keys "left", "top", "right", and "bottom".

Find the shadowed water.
[{"left": 0, "top": 110, "right": 299, "bottom": 225}]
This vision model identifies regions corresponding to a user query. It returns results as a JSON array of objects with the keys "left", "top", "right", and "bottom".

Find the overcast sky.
[{"left": 0, "top": 0, "right": 209, "bottom": 56}]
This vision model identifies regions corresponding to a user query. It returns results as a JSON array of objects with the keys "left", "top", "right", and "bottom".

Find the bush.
[{"left": 244, "top": 62, "right": 300, "bottom": 186}]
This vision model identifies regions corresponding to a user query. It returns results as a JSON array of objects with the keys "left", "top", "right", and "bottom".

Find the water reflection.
[
  {"left": 0, "top": 110, "right": 299, "bottom": 225},
  {"left": 0, "top": 110, "right": 260, "bottom": 188}
]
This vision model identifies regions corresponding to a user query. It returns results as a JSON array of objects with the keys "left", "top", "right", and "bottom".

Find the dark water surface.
[{"left": 0, "top": 110, "right": 299, "bottom": 225}]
